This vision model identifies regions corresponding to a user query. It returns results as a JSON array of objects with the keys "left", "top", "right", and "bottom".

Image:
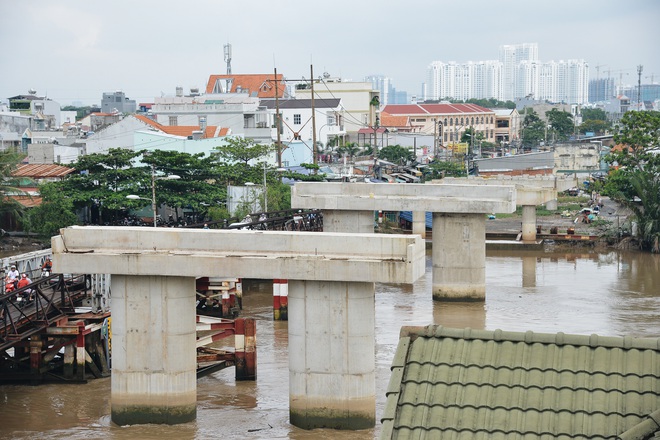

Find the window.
[
  {"left": 169, "top": 116, "right": 178, "bottom": 126},
  {"left": 444, "top": 118, "right": 447, "bottom": 125},
  {"left": 449, "top": 118, "right": 453, "bottom": 126},
  {"left": 294, "top": 114, "right": 301, "bottom": 125},
  {"left": 481, "top": 117, "right": 484, "bottom": 124},
  {"left": 327, "top": 114, "right": 336, "bottom": 126},
  {"left": 460, "top": 117, "right": 464, "bottom": 125},
  {"left": 471, "top": 117, "right": 474, "bottom": 125}
]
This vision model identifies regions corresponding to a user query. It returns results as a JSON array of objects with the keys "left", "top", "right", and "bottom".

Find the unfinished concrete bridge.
[{"left": 50, "top": 181, "right": 519, "bottom": 430}]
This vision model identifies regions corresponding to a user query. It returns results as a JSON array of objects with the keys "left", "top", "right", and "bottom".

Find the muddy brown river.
[{"left": 1, "top": 248, "right": 658, "bottom": 439}]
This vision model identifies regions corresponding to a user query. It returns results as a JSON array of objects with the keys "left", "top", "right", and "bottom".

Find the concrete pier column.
[
  {"left": 546, "top": 198, "right": 558, "bottom": 211},
  {"left": 323, "top": 210, "right": 374, "bottom": 233},
  {"left": 521, "top": 205, "right": 537, "bottom": 241},
  {"left": 432, "top": 213, "right": 486, "bottom": 301},
  {"left": 288, "top": 280, "right": 375, "bottom": 430},
  {"left": 412, "top": 211, "right": 426, "bottom": 238},
  {"left": 111, "top": 275, "right": 197, "bottom": 426}
]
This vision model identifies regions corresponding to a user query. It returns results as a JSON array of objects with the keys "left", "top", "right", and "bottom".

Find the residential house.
[
  {"left": 151, "top": 90, "right": 271, "bottom": 144},
  {"left": 294, "top": 75, "right": 380, "bottom": 141},
  {"left": 8, "top": 92, "right": 62, "bottom": 128},
  {"left": 382, "top": 103, "right": 497, "bottom": 159},
  {"left": 205, "top": 73, "right": 285, "bottom": 98},
  {"left": 493, "top": 108, "right": 521, "bottom": 144},
  {"left": 78, "top": 112, "right": 122, "bottom": 133},
  {"left": 84, "top": 114, "right": 230, "bottom": 157},
  {"left": 259, "top": 98, "right": 345, "bottom": 166},
  {"left": 101, "top": 91, "right": 136, "bottom": 114}
]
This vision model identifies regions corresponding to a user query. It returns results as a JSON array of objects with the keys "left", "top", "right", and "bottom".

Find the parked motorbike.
[{"left": 15, "top": 290, "right": 31, "bottom": 309}]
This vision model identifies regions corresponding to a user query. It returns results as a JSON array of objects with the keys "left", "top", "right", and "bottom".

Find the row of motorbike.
[{"left": 3, "top": 268, "right": 51, "bottom": 309}]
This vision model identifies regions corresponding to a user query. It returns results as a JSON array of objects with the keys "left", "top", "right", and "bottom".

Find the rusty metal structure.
[
  {"left": 1, "top": 255, "right": 256, "bottom": 384},
  {"left": 0, "top": 274, "right": 110, "bottom": 383}
]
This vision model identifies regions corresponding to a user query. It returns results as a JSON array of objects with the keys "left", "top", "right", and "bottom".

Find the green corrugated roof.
[{"left": 381, "top": 326, "right": 660, "bottom": 440}]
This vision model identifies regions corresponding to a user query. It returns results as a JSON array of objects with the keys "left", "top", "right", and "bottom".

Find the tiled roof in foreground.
[{"left": 381, "top": 325, "right": 660, "bottom": 440}]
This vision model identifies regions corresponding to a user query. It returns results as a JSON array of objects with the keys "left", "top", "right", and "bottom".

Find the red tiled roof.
[
  {"left": 12, "top": 164, "right": 75, "bottom": 178},
  {"left": 383, "top": 103, "right": 493, "bottom": 115},
  {"left": 380, "top": 112, "right": 410, "bottom": 128},
  {"left": 205, "top": 73, "right": 285, "bottom": 98},
  {"left": 134, "top": 115, "right": 227, "bottom": 139}
]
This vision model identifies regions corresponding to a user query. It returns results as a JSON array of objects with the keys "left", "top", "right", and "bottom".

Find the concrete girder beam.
[
  {"left": 291, "top": 182, "right": 516, "bottom": 214},
  {"left": 52, "top": 227, "right": 425, "bottom": 284}
]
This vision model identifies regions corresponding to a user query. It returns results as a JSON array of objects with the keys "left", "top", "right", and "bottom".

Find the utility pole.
[
  {"left": 433, "top": 118, "right": 438, "bottom": 158},
  {"left": 637, "top": 65, "right": 643, "bottom": 110},
  {"left": 310, "top": 64, "right": 317, "bottom": 166}
]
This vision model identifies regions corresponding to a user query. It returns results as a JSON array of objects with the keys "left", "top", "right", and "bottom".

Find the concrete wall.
[{"left": 474, "top": 151, "right": 554, "bottom": 172}]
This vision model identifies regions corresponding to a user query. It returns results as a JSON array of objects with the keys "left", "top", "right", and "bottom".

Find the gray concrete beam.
[
  {"left": 52, "top": 227, "right": 425, "bottom": 284},
  {"left": 292, "top": 182, "right": 516, "bottom": 214}
]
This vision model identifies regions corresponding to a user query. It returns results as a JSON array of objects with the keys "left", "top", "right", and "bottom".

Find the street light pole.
[
  {"left": 151, "top": 164, "right": 157, "bottom": 228},
  {"left": 263, "top": 162, "right": 267, "bottom": 213},
  {"left": 127, "top": 172, "right": 180, "bottom": 228}
]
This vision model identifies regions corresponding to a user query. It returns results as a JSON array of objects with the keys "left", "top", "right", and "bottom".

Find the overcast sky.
[{"left": 1, "top": 0, "right": 658, "bottom": 106}]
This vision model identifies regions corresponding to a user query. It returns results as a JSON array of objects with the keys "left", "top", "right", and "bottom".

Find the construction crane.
[
  {"left": 594, "top": 63, "right": 607, "bottom": 81},
  {"left": 605, "top": 69, "right": 632, "bottom": 95}
]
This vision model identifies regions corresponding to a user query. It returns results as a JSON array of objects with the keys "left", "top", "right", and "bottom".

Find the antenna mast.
[
  {"left": 637, "top": 65, "right": 643, "bottom": 110},
  {"left": 224, "top": 43, "right": 232, "bottom": 75}
]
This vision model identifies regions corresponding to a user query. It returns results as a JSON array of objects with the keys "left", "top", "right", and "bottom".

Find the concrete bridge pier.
[
  {"left": 288, "top": 280, "right": 375, "bottom": 430},
  {"left": 412, "top": 211, "right": 426, "bottom": 238},
  {"left": 521, "top": 205, "right": 538, "bottom": 241},
  {"left": 111, "top": 275, "right": 197, "bottom": 426},
  {"left": 52, "top": 226, "right": 425, "bottom": 429},
  {"left": 432, "top": 213, "right": 486, "bottom": 301}
]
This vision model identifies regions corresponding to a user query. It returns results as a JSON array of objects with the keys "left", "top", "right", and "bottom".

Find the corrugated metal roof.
[
  {"left": 381, "top": 325, "right": 660, "bottom": 440},
  {"left": 12, "top": 164, "right": 75, "bottom": 178}
]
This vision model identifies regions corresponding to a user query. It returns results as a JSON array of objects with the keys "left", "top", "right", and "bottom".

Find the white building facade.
[{"left": 425, "top": 44, "right": 589, "bottom": 104}]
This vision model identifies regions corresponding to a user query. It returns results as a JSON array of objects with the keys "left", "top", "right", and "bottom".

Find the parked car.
[{"left": 49, "top": 274, "right": 92, "bottom": 290}]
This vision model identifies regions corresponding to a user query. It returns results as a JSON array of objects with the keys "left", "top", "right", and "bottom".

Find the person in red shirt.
[{"left": 17, "top": 273, "right": 32, "bottom": 301}]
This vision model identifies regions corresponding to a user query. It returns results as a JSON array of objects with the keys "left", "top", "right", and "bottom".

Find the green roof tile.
[{"left": 381, "top": 326, "right": 660, "bottom": 440}]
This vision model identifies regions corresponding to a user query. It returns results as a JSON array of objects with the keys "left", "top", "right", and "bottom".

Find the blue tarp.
[{"left": 399, "top": 211, "right": 432, "bottom": 229}]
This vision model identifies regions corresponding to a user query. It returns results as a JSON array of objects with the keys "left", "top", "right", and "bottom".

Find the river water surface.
[{"left": 1, "top": 248, "right": 658, "bottom": 439}]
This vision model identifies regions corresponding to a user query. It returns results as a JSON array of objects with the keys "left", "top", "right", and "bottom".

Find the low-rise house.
[{"left": 84, "top": 114, "right": 230, "bottom": 156}]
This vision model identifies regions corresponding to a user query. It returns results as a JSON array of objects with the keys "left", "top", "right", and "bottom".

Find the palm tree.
[{"left": 336, "top": 142, "right": 360, "bottom": 163}]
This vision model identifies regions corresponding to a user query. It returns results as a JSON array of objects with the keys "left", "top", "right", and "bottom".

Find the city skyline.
[{"left": 1, "top": 0, "right": 658, "bottom": 106}]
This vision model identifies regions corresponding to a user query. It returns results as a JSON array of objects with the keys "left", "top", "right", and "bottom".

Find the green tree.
[
  {"left": 545, "top": 108, "right": 574, "bottom": 141},
  {"left": 0, "top": 151, "right": 30, "bottom": 229},
  {"left": 605, "top": 110, "right": 660, "bottom": 252},
  {"left": 213, "top": 137, "right": 274, "bottom": 165},
  {"left": 59, "top": 148, "right": 146, "bottom": 224},
  {"left": 336, "top": 142, "right": 360, "bottom": 162},
  {"left": 424, "top": 160, "right": 465, "bottom": 180},
  {"left": 378, "top": 145, "right": 415, "bottom": 164},
  {"left": 582, "top": 108, "right": 608, "bottom": 122},
  {"left": 24, "top": 182, "right": 78, "bottom": 237},
  {"left": 579, "top": 119, "right": 610, "bottom": 136},
  {"left": 521, "top": 109, "right": 545, "bottom": 147}
]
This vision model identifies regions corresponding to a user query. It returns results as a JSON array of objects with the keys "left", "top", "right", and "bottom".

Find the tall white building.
[
  {"left": 425, "top": 44, "right": 589, "bottom": 104},
  {"left": 499, "top": 43, "right": 539, "bottom": 101}
]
